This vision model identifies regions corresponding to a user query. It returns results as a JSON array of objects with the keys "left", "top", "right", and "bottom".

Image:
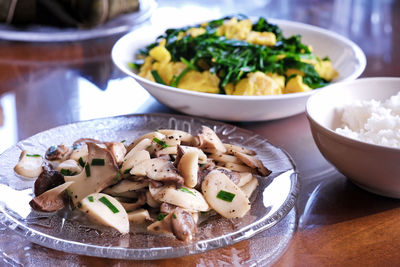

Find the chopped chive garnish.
[
  {"left": 26, "top": 154, "right": 41, "bottom": 157},
  {"left": 123, "top": 168, "right": 132, "bottom": 174},
  {"left": 172, "top": 213, "right": 177, "bottom": 219},
  {"left": 72, "top": 144, "right": 80, "bottom": 150},
  {"left": 77, "top": 202, "right": 82, "bottom": 208},
  {"left": 151, "top": 70, "right": 166, "bottom": 85},
  {"left": 60, "top": 169, "right": 77, "bottom": 176},
  {"left": 85, "top": 164, "right": 91, "bottom": 177},
  {"left": 113, "top": 170, "right": 121, "bottom": 182},
  {"left": 121, "top": 140, "right": 126, "bottom": 143},
  {"left": 157, "top": 213, "right": 167, "bottom": 221},
  {"left": 88, "top": 196, "right": 94, "bottom": 202},
  {"left": 199, "top": 163, "right": 206, "bottom": 167},
  {"left": 128, "top": 62, "right": 140, "bottom": 70},
  {"left": 179, "top": 187, "right": 195, "bottom": 196},
  {"left": 91, "top": 158, "right": 105, "bottom": 166},
  {"left": 99, "top": 196, "right": 119, "bottom": 213},
  {"left": 66, "top": 189, "right": 72, "bottom": 197},
  {"left": 216, "top": 190, "right": 236, "bottom": 202},
  {"left": 78, "top": 157, "right": 85, "bottom": 167},
  {"left": 153, "top": 137, "right": 169, "bottom": 148}
]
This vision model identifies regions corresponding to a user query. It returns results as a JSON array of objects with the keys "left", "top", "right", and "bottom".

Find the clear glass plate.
[
  {"left": 0, "top": 113, "right": 298, "bottom": 260},
  {"left": 0, "top": 0, "right": 156, "bottom": 42}
]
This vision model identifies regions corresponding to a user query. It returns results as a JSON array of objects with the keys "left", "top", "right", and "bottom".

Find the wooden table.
[{"left": 0, "top": 0, "right": 399, "bottom": 266}]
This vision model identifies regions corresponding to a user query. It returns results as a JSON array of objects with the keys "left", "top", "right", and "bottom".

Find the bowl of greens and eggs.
[{"left": 112, "top": 16, "right": 366, "bottom": 121}]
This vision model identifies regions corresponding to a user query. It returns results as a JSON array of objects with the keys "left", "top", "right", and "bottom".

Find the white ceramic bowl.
[
  {"left": 112, "top": 19, "right": 366, "bottom": 121},
  {"left": 306, "top": 77, "right": 400, "bottom": 198}
]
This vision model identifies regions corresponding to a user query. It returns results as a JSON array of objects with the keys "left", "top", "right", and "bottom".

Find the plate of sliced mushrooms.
[{"left": 0, "top": 113, "right": 298, "bottom": 259}]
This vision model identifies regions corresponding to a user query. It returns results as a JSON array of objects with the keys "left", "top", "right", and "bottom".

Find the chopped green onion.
[
  {"left": 78, "top": 157, "right": 85, "bottom": 167},
  {"left": 128, "top": 62, "right": 140, "bottom": 70},
  {"left": 199, "top": 163, "right": 206, "bottom": 167},
  {"left": 217, "top": 190, "right": 236, "bottom": 202},
  {"left": 77, "top": 202, "right": 82, "bottom": 208},
  {"left": 99, "top": 196, "right": 119, "bottom": 213},
  {"left": 121, "top": 140, "right": 126, "bottom": 143},
  {"left": 85, "top": 164, "right": 91, "bottom": 177},
  {"left": 157, "top": 213, "right": 167, "bottom": 221},
  {"left": 123, "top": 168, "right": 132, "bottom": 174},
  {"left": 60, "top": 169, "right": 77, "bottom": 176},
  {"left": 91, "top": 158, "right": 105, "bottom": 166},
  {"left": 26, "top": 154, "right": 41, "bottom": 157},
  {"left": 113, "top": 170, "right": 121, "bottom": 182},
  {"left": 88, "top": 196, "right": 94, "bottom": 202},
  {"left": 172, "top": 213, "right": 177, "bottom": 219},
  {"left": 153, "top": 137, "right": 169, "bottom": 148},
  {"left": 179, "top": 187, "right": 195, "bottom": 196},
  {"left": 151, "top": 70, "right": 166, "bottom": 85}
]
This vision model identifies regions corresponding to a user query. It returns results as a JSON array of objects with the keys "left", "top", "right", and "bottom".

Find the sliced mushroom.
[
  {"left": 102, "top": 189, "right": 139, "bottom": 199},
  {"left": 45, "top": 144, "right": 71, "bottom": 161},
  {"left": 56, "top": 159, "right": 82, "bottom": 175},
  {"left": 196, "top": 126, "right": 226, "bottom": 153},
  {"left": 209, "top": 152, "right": 242, "bottom": 164},
  {"left": 195, "top": 159, "right": 216, "bottom": 191},
  {"left": 69, "top": 143, "right": 88, "bottom": 164},
  {"left": 153, "top": 185, "right": 209, "bottom": 212},
  {"left": 29, "top": 181, "right": 74, "bottom": 212},
  {"left": 105, "top": 141, "right": 127, "bottom": 166},
  {"left": 103, "top": 179, "right": 148, "bottom": 195},
  {"left": 145, "top": 190, "right": 161, "bottom": 208},
  {"left": 126, "top": 132, "right": 165, "bottom": 153},
  {"left": 233, "top": 151, "right": 271, "bottom": 176},
  {"left": 120, "top": 193, "right": 146, "bottom": 212},
  {"left": 131, "top": 158, "right": 184, "bottom": 186},
  {"left": 121, "top": 150, "right": 150, "bottom": 175},
  {"left": 160, "top": 202, "right": 177, "bottom": 213},
  {"left": 237, "top": 172, "right": 254, "bottom": 187},
  {"left": 224, "top": 143, "right": 256, "bottom": 156},
  {"left": 124, "top": 138, "right": 152, "bottom": 161},
  {"left": 147, "top": 213, "right": 174, "bottom": 236},
  {"left": 80, "top": 193, "right": 129, "bottom": 234},
  {"left": 177, "top": 150, "right": 199, "bottom": 188},
  {"left": 157, "top": 129, "right": 195, "bottom": 145},
  {"left": 34, "top": 169, "right": 65, "bottom": 196},
  {"left": 216, "top": 168, "right": 240, "bottom": 185},
  {"left": 128, "top": 209, "right": 151, "bottom": 224},
  {"left": 222, "top": 162, "right": 255, "bottom": 173},
  {"left": 64, "top": 142, "right": 119, "bottom": 206},
  {"left": 240, "top": 177, "right": 259, "bottom": 199},
  {"left": 14, "top": 150, "right": 44, "bottom": 178},
  {"left": 171, "top": 207, "right": 197, "bottom": 242},
  {"left": 202, "top": 170, "right": 251, "bottom": 218}
]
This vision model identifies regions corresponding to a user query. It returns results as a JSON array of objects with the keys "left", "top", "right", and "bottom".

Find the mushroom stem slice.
[
  {"left": 128, "top": 209, "right": 151, "bottom": 224},
  {"left": 56, "top": 159, "right": 82, "bottom": 175},
  {"left": 240, "top": 177, "right": 259, "bottom": 199},
  {"left": 233, "top": 151, "right": 271, "bottom": 176},
  {"left": 223, "top": 144, "right": 256, "bottom": 156},
  {"left": 178, "top": 150, "right": 199, "bottom": 188},
  {"left": 14, "top": 150, "right": 44, "bottom": 178},
  {"left": 80, "top": 193, "right": 129, "bottom": 234},
  {"left": 202, "top": 170, "right": 251, "bottom": 218},
  {"left": 196, "top": 126, "right": 226, "bottom": 153},
  {"left": 30, "top": 181, "right": 74, "bottom": 212}
]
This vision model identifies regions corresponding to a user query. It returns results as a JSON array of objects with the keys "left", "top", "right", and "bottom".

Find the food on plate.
[
  {"left": 16, "top": 126, "right": 271, "bottom": 241},
  {"left": 133, "top": 15, "right": 338, "bottom": 96},
  {"left": 335, "top": 91, "right": 400, "bottom": 147}
]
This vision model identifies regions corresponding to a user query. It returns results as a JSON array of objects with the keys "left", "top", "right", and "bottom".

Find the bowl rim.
[
  {"left": 111, "top": 18, "right": 366, "bottom": 101},
  {"left": 306, "top": 77, "right": 400, "bottom": 152}
]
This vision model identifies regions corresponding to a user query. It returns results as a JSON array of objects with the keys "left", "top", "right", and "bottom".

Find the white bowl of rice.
[{"left": 306, "top": 77, "right": 400, "bottom": 198}]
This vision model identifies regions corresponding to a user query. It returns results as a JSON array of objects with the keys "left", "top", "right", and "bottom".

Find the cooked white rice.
[{"left": 335, "top": 92, "right": 400, "bottom": 148}]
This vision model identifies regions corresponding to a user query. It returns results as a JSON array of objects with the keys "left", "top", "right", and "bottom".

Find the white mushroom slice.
[
  {"left": 240, "top": 177, "right": 259, "bottom": 199},
  {"left": 197, "top": 126, "right": 226, "bottom": 153},
  {"left": 224, "top": 143, "right": 256, "bottom": 155},
  {"left": 131, "top": 158, "right": 184, "bottom": 185},
  {"left": 223, "top": 162, "right": 255, "bottom": 173},
  {"left": 155, "top": 146, "right": 177, "bottom": 157},
  {"left": 14, "top": 150, "right": 43, "bottom": 178},
  {"left": 202, "top": 170, "right": 251, "bottom": 218},
  {"left": 128, "top": 209, "right": 151, "bottom": 224},
  {"left": 147, "top": 213, "right": 173, "bottom": 235},
  {"left": 157, "top": 129, "right": 195, "bottom": 144},
  {"left": 69, "top": 144, "right": 88, "bottom": 164},
  {"left": 56, "top": 159, "right": 82, "bottom": 175},
  {"left": 181, "top": 146, "right": 207, "bottom": 164},
  {"left": 122, "top": 150, "right": 151, "bottom": 175},
  {"left": 148, "top": 182, "right": 164, "bottom": 197},
  {"left": 120, "top": 193, "right": 146, "bottom": 212},
  {"left": 237, "top": 172, "right": 254, "bottom": 187},
  {"left": 103, "top": 179, "right": 148, "bottom": 194},
  {"left": 30, "top": 181, "right": 74, "bottom": 212},
  {"left": 64, "top": 142, "right": 119, "bottom": 206},
  {"left": 124, "top": 138, "right": 152, "bottom": 161},
  {"left": 80, "top": 193, "right": 129, "bottom": 234},
  {"left": 209, "top": 152, "right": 242, "bottom": 164},
  {"left": 106, "top": 142, "right": 127, "bottom": 166},
  {"left": 233, "top": 151, "right": 271, "bottom": 176},
  {"left": 127, "top": 132, "right": 166, "bottom": 153},
  {"left": 153, "top": 185, "right": 209, "bottom": 212},
  {"left": 178, "top": 151, "right": 199, "bottom": 188},
  {"left": 191, "top": 211, "right": 199, "bottom": 224},
  {"left": 146, "top": 190, "right": 161, "bottom": 208}
]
